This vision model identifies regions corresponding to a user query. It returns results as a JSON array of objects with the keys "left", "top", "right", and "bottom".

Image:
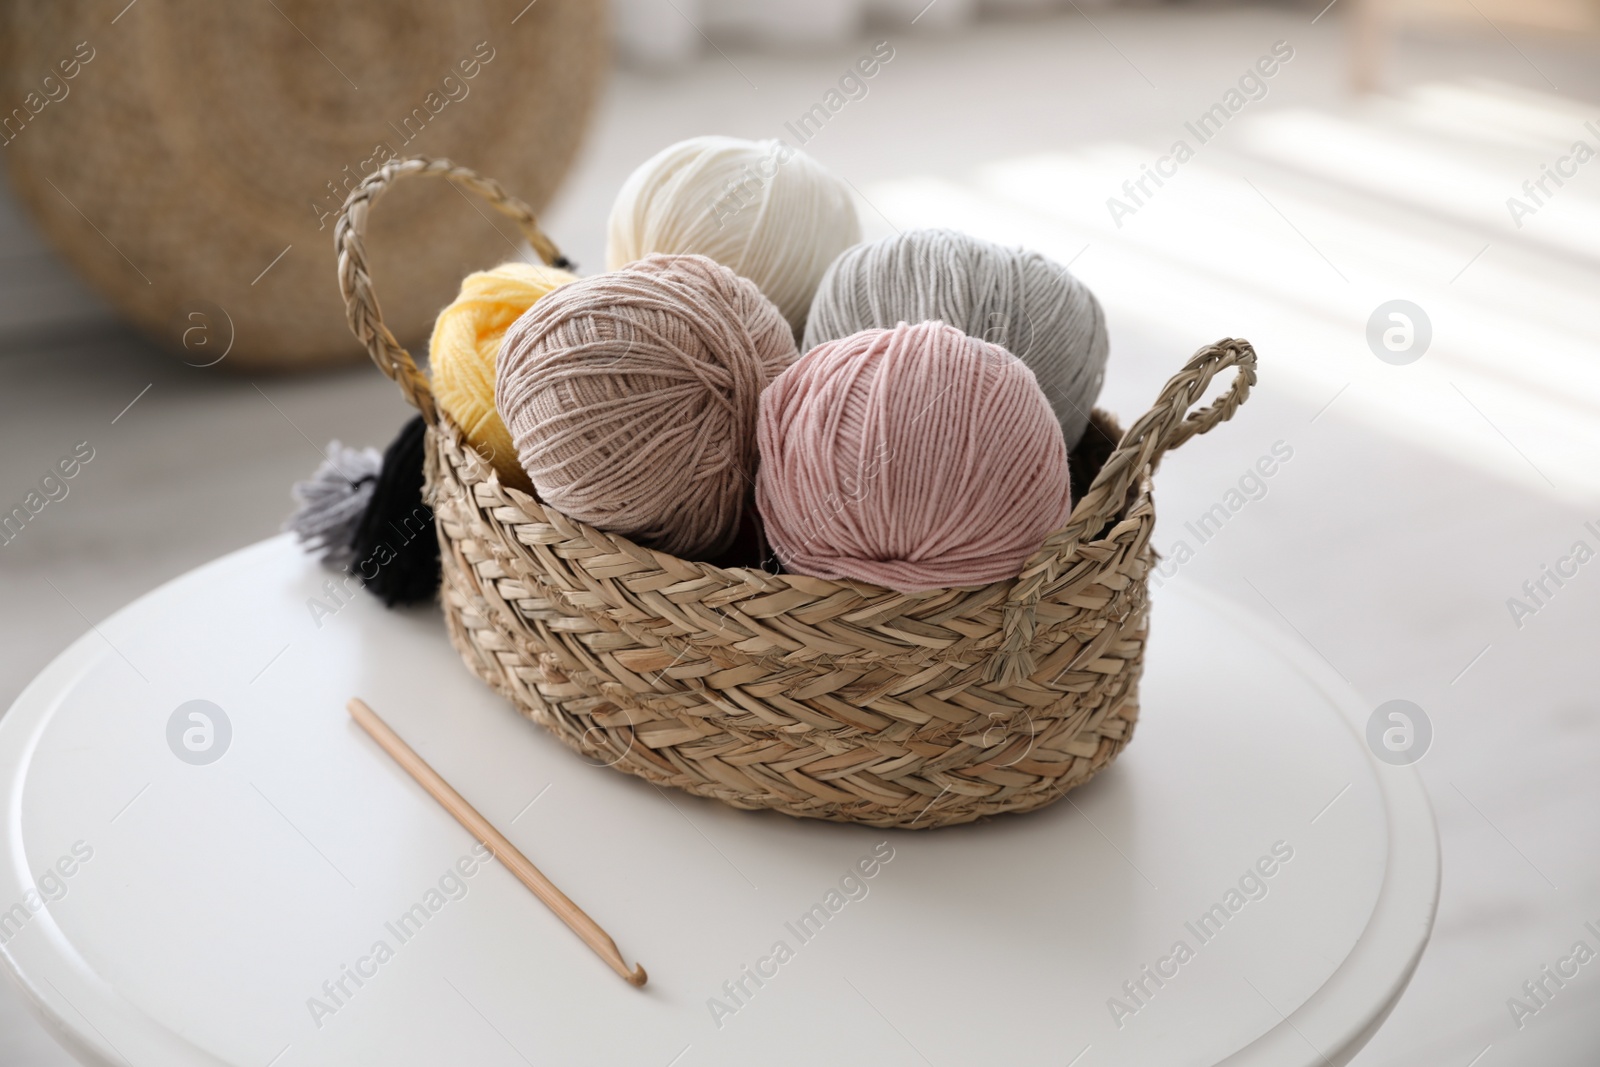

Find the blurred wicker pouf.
[{"left": 0, "top": 1, "right": 606, "bottom": 370}]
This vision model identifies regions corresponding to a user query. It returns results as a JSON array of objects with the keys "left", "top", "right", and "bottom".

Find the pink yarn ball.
[{"left": 755, "top": 321, "right": 1073, "bottom": 593}]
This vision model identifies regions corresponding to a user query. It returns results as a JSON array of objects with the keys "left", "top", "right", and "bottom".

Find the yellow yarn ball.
[{"left": 429, "top": 261, "right": 578, "bottom": 491}]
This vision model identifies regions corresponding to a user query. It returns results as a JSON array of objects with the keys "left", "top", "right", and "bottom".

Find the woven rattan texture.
[{"left": 430, "top": 413, "right": 1149, "bottom": 828}]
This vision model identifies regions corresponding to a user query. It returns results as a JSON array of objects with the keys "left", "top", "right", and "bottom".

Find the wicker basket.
[{"left": 336, "top": 158, "right": 1257, "bottom": 829}]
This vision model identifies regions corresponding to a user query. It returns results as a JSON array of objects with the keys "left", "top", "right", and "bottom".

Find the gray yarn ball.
[{"left": 802, "top": 229, "right": 1109, "bottom": 447}]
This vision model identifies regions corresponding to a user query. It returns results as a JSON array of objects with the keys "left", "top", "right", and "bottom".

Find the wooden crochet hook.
[{"left": 346, "top": 698, "right": 648, "bottom": 988}]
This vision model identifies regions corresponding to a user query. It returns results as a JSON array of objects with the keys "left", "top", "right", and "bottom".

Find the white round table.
[{"left": 0, "top": 536, "right": 1437, "bottom": 1067}]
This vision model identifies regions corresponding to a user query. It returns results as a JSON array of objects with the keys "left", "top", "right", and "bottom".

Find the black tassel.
[{"left": 349, "top": 415, "right": 441, "bottom": 606}]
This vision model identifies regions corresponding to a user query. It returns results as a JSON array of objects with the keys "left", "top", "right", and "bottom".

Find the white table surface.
[{"left": 0, "top": 535, "right": 1438, "bottom": 1067}]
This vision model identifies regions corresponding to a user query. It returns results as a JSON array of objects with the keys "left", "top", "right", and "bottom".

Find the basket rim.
[
  {"left": 434, "top": 406, "right": 1140, "bottom": 599},
  {"left": 429, "top": 411, "right": 1159, "bottom": 676}
]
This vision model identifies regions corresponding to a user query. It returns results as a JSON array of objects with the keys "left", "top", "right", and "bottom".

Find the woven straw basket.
[{"left": 336, "top": 158, "right": 1257, "bottom": 830}]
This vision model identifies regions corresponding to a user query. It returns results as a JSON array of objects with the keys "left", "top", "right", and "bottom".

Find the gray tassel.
[{"left": 285, "top": 441, "right": 383, "bottom": 568}]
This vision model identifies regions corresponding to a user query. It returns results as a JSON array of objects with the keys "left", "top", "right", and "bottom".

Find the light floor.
[{"left": 3, "top": 6, "right": 1600, "bottom": 1065}]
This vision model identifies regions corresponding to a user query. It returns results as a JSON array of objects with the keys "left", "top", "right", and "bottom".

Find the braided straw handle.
[
  {"left": 335, "top": 157, "right": 571, "bottom": 426},
  {"left": 988, "top": 338, "right": 1258, "bottom": 684}
]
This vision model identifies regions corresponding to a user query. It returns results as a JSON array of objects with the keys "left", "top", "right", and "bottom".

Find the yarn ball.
[
  {"left": 803, "top": 229, "right": 1109, "bottom": 447},
  {"left": 606, "top": 135, "right": 861, "bottom": 336},
  {"left": 756, "top": 321, "right": 1073, "bottom": 593},
  {"left": 497, "top": 252, "right": 799, "bottom": 559},
  {"left": 430, "top": 261, "right": 579, "bottom": 491}
]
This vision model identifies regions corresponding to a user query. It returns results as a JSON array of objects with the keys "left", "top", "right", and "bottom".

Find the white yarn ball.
[{"left": 606, "top": 135, "right": 861, "bottom": 336}]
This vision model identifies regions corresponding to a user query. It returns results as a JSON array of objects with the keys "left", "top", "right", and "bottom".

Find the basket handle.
[
  {"left": 987, "top": 338, "right": 1258, "bottom": 684},
  {"left": 334, "top": 156, "right": 571, "bottom": 427}
]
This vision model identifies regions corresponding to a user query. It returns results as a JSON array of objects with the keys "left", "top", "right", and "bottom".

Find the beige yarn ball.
[
  {"left": 605, "top": 135, "right": 861, "bottom": 336},
  {"left": 496, "top": 253, "right": 798, "bottom": 559}
]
